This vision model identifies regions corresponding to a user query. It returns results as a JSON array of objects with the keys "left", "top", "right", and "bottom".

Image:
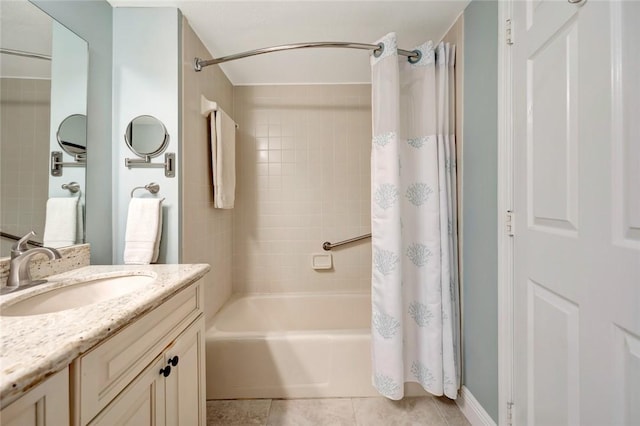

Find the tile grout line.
[
  {"left": 349, "top": 397, "right": 358, "bottom": 426},
  {"left": 431, "top": 396, "right": 453, "bottom": 426},
  {"left": 264, "top": 398, "right": 273, "bottom": 426}
]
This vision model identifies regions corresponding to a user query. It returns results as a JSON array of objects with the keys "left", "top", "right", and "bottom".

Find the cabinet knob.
[
  {"left": 168, "top": 355, "right": 179, "bottom": 367},
  {"left": 159, "top": 366, "right": 171, "bottom": 377}
]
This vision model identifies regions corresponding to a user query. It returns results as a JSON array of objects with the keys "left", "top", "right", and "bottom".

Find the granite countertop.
[{"left": 0, "top": 263, "right": 210, "bottom": 406}]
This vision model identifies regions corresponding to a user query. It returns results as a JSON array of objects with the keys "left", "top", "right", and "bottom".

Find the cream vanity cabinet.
[
  {"left": 0, "top": 368, "right": 70, "bottom": 425},
  {"left": 73, "top": 279, "right": 206, "bottom": 425}
]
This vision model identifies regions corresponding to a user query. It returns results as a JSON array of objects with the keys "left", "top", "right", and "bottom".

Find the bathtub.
[{"left": 205, "top": 292, "right": 379, "bottom": 399}]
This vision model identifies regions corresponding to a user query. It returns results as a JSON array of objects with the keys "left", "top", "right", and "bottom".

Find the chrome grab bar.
[
  {"left": 0, "top": 231, "right": 43, "bottom": 247},
  {"left": 322, "top": 233, "right": 371, "bottom": 251}
]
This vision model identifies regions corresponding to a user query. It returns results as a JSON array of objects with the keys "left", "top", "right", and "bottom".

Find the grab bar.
[
  {"left": 322, "top": 233, "right": 371, "bottom": 251},
  {"left": 0, "top": 231, "right": 43, "bottom": 247}
]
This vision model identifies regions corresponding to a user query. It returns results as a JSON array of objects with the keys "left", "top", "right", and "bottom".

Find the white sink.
[{"left": 1, "top": 274, "right": 155, "bottom": 316}]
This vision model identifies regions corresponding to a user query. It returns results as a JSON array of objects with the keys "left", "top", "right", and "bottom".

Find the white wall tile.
[{"left": 233, "top": 84, "right": 372, "bottom": 294}]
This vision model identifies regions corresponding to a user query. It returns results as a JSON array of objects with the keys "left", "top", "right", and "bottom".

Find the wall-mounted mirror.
[
  {"left": 0, "top": 0, "right": 88, "bottom": 257},
  {"left": 57, "top": 113, "right": 87, "bottom": 156},
  {"left": 125, "top": 115, "right": 169, "bottom": 158}
]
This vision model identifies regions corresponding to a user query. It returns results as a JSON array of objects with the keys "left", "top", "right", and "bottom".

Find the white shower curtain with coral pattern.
[{"left": 370, "top": 32, "right": 459, "bottom": 400}]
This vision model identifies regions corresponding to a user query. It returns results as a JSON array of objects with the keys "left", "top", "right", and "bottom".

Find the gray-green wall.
[
  {"left": 31, "top": 0, "right": 113, "bottom": 264},
  {"left": 462, "top": 0, "right": 499, "bottom": 422}
]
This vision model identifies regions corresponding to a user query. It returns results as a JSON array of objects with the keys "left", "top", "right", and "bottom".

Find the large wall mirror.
[{"left": 0, "top": 0, "right": 88, "bottom": 257}]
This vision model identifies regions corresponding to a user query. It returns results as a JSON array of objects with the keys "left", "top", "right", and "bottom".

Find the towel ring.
[{"left": 131, "top": 182, "right": 160, "bottom": 198}]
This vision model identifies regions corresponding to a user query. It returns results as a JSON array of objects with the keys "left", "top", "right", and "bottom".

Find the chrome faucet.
[{"left": 5, "top": 231, "right": 61, "bottom": 290}]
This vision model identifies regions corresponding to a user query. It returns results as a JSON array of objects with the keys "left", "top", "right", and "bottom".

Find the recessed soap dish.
[{"left": 311, "top": 253, "right": 332, "bottom": 270}]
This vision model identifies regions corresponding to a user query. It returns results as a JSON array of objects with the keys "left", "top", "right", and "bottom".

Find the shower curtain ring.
[
  {"left": 373, "top": 42, "right": 385, "bottom": 58},
  {"left": 407, "top": 50, "right": 422, "bottom": 64}
]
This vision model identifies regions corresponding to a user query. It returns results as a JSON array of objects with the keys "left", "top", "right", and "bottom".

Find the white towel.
[
  {"left": 123, "top": 198, "right": 163, "bottom": 265},
  {"left": 211, "top": 108, "right": 236, "bottom": 209},
  {"left": 76, "top": 198, "right": 85, "bottom": 244},
  {"left": 43, "top": 197, "right": 78, "bottom": 248}
]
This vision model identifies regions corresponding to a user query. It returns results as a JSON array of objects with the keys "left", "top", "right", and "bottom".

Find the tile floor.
[{"left": 206, "top": 396, "right": 471, "bottom": 426}]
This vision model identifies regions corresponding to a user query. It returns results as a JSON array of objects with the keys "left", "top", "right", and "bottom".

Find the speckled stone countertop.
[{"left": 0, "top": 263, "right": 210, "bottom": 406}]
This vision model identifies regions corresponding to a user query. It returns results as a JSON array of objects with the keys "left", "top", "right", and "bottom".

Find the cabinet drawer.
[{"left": 74, "top": 280, "right": 202, "bottom": 425}]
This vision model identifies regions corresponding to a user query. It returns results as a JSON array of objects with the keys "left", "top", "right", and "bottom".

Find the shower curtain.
[{"left": 370, "top": 32, "right": 459, "bottom": 400}]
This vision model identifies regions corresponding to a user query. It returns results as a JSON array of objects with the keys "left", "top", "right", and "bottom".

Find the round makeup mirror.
[
  {"left": 56, "top": 114, "right": 87, "bottom": 156},
  {"left": 125, "top": 115, "right": 169, "bottom": 158}
]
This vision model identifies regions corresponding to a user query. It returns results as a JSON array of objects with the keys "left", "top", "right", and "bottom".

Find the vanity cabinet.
[
  {"left": 73, "top": 279, "right": 205, "bottom": 425},
  {"left": 88, "top": 318, "right": 204, "bottom": 425},
  {"left": 0, "top": 367, "right": 69, "bottom": 425}
]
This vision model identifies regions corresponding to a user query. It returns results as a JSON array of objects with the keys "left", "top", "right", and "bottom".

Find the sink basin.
[{"left": 1, "top": 274, "right": 155, "bottom": 316}]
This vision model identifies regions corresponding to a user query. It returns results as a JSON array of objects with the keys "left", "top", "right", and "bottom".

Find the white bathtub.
[{"left": 205, "top": 292, "right": 379, "bottom": 399}]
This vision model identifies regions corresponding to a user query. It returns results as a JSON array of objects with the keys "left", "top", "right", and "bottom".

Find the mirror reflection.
[
  {"left": 0, "top": 0, "right": 88, "bottom": 256},
  {"left": 125, "top": 115, "right": 169, "bottom": 158},
  {"left": 57, "top": 114, "right": 87, "bottom": 157}
]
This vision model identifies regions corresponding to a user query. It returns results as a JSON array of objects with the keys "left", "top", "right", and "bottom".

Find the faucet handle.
[{"left": 11, "top": 231, "right": 35, "bottom": 258}]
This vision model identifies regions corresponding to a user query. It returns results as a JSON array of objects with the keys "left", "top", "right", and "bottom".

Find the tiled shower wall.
[
  {"left": 0, "top": 78, "right": 50, "bottom": 255},
  {"left": 232, "top": 85, "right": 372, "bottom": 293}
]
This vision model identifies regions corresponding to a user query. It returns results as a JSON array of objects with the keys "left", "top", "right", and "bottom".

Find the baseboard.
[{"left": 456, "top": 386, "right": 497, "bottom": 426}]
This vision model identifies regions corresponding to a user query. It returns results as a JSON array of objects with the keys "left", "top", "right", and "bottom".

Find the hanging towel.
[
  {"left": 123, "top": 198, "right": 163, "bottom": 265},
  {"left": 210, "top": 108, "right": 236, "bottom": 208},
  {"left": 76, "top": 197, "right": 85, "bottom": 244},
  {"left": 43, "top": 197, "right": 78, "bottom": 248}
]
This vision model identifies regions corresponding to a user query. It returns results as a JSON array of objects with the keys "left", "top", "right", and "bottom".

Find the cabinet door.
[
  {"left": 165, "top": 316, "right": 206, "bottom": 425},
  {"left": 0, "top": 367, "right": 69, "bottom": 426},
  {"left": 89, "top": 356, "right": 165, "bottom": 426},
  {"left": 76, "top": 280, "right": 202, "bottom": 424}
]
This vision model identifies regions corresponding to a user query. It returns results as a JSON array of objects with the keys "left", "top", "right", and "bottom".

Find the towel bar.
[
  {"left": 201, "top": 95, "right": 239, "bottom": 128},
  {"left": 131, "top": 182, "right": 160, "bottom": 198}
]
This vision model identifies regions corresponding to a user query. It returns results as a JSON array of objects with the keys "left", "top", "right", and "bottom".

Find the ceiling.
[{"left": 107, "top": 1, "right": 468, "bottom": 85}]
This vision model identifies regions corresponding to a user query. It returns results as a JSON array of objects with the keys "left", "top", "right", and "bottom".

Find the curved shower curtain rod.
[
  {"left": 194, "top": 41, "right": 421, "bottom": 71},
  {"left": 0, "top": 48, "right": 51, "bottom": 61}
]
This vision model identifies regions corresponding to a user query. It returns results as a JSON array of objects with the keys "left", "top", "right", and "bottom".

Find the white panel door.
[{"left": 512, "top": 0, "right": 640, "bottom": 425}]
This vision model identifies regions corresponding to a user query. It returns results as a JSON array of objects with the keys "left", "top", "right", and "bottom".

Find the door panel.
[
  {"left": 165, "top": 317, "right": 205, "bottom": 426},
  {"left": 0, "top": 368, "right": 69, "bottom": 426},
  {"left": 613, "top": 326, "right": 640, "bottom": 425},
  {"left": 512, "top": 0, "right": 640, "bottom": 425},
  {"left": 527, "top": 280, "right": 579, "bottom": 426},
  {"left": 89, "top": 356, "right": 165, "bottom": 426},
  {"left": 527, "top": 16, "right": 579, "bottom": 235},
  {"left": 613, "top": 1, "right": 640, "bottom": 247}
]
